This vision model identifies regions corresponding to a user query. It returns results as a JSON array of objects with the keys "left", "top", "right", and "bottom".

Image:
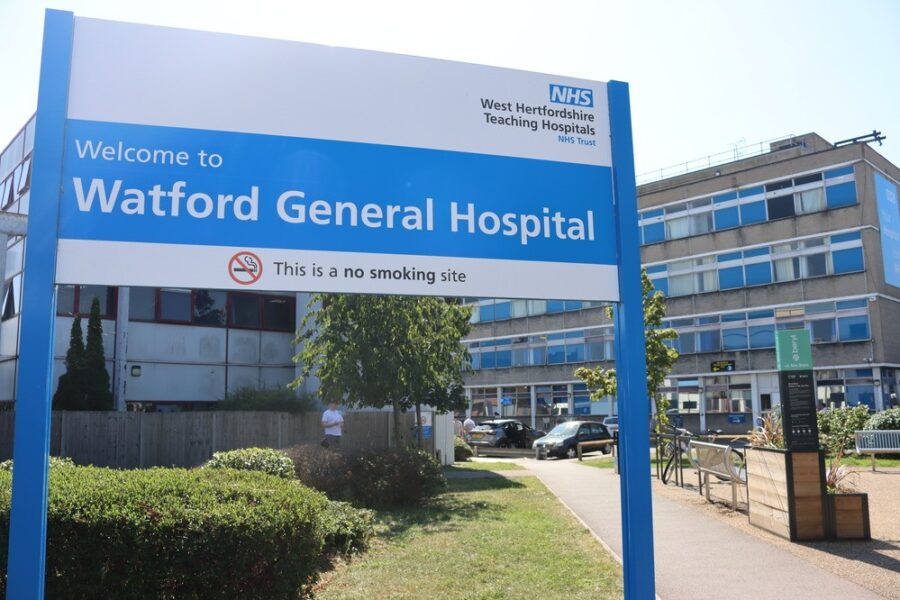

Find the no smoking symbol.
[{"left": 229, "top": 251, "right": 263, "bottom": 285}]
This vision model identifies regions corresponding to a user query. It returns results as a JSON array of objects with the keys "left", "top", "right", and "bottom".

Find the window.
[
  {"left": 1, "top": 275, "right": 21, "bottom": 321},
  {"left": 479, "top": 303, "right": 494, "bottom": 322},
  {"left": 740, "top": 201, "right": 766, "bottom": 224},
  {"left": 566, "top": 343, "right": 585, "bottom": 363},
  {"left": 493, "top": 301, "right": 511, "bottom": 320},
  {"left": 666, "top": 216, "right": 690, "bottom": 240},
  {"left": 714, "top": 206, "right": 740, "bottom": 230},
  {"left": 797, "top": 188, "right": 825, "bottom": 213},
  {"left": 80, "top": 285, "right": 115, "bottom": 316},
  {"left": 668, "top": 273, "right": 693, "bottom": 297},
  {"left": 690, "top": 212, "right": 712, "bottom": 235},
  {"left": 159, "top": 289, "right": 191, "bottom": 322},
  {"left": 826, "top": 182, "right": 857, "bottom": 208},
  {"left": 643, "top": 222, "right": 665, "bottom": 244},
  {"left": 193, "top": 290, "right": 226, "bottom": 326},
  {"left": 838, "top": 316, "right": 869, "bottom": 341},
  {"left": 586, "top": 341, "right": 605, "bottom": 361},
  {"left": 774, "top": 257, "right": 799, "bottom": 282},
  {"left": 766, "top": 194, "right": 795, "bottom": 220},
  {"left": 718, "top": 266, "right": 744, "bottom": 290},
  {"left": 810, "top": 319, "right": 835, "bottom": 343},
  {"left": 547, "top": 300, "right": 565, "bottom": 314},
  {"left": 230, "top": 294, "right": 260, "bottom": 328},
  {"left": 677, "top": 332, "right": 696, "bottom": 354},
  {"left": 481, "top": 351, "right": 496, "bottom": 369},
  {"left": 698, "top": 330, "right": 721, "bottom": 352},
  {"left": 56, "top": 284, "right": 76, "bottom": 316},
  {"left": 512, "top": 348, "right": 529, "bottom": 367},
  {"left": 804, "top": 253, "right": 828, "bottom": 277},
  {"left": 832, "top": 247, "right": 863, "bottom": 274},
  {"left": 745, "top": 262, "right": 772, "bottom": 285},
  {"left": 129, "top": 287, "right": 156, "bottom": 321},
  {"left": 263, "top": 297, "right": 295, "bottom": 331},
  {"left": 495, "top": 350, "right": 511, "bottom": 368},
  {"left": 531, "top": 347, "right": 546, "bottom": 365},
  {"left": 511, "top": 300, "right": 527, "bottom": 318},
  {"left": 749, "top": 325, "right": 775, "bottom": 348},
  {"left": 695, "top": 269, "right": 716, "bottom": 293},
  {"left": 547, "top": 345, "right": 566, "bottom": 364},
  {"left": 722, "top": 327, "right": 748, "bottom": 350}
]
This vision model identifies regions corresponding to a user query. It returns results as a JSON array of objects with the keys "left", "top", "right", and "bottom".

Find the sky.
[{"left": 1, "top": 0, "right": 898, "bottom": 177}]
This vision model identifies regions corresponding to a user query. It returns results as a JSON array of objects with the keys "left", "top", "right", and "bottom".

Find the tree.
[
  {"left": 83, "top": 297, "right": 114, "bottom": 410},
  {"left": 575, "top": 269, "right": 678, "bottom": 433},
  {"left": 53, "top": 297, "right": 113, "bottom": 411},
  {"left": 292, "top": 294, "right": 472, "bottom": 445},
  {"left": 53, "top": 317, "right": 85, "bottom": 410}
]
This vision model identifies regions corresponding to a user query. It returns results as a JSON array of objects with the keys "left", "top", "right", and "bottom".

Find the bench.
[
  {"left": 576, "top": 438, "right": 615, "bottom": 461},
  {"left": 855, "top": 430, "right": 900, "bottom": 471},
  {"left": 687, "top": 440, "right": 746, "bottom": 511}
]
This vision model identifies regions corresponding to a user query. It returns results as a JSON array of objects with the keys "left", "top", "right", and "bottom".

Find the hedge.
[
  {"left": 0, "top": 466, "right": 330, "bottom": 598},
  {"left": 203, "top": 447, "right": 295, "bottom": 479},
  {"left": 865, "top": 408, "right": 900, "bottom": 431}
]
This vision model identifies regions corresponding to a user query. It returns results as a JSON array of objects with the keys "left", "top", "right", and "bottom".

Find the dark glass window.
[
  {"left": 838, "top": 316, "right": 869, "bottom": 341},
  {"left": 766, "top": 195, "right": 795, "bottom": 220},
  {"left": 263, "top": 297, "right": 295, "bottom": 331},
  {"left": 722, "top": 327, "right": 748, "bottom": 350},
  {"left": 495, "top": 350, "right": 512, "bottom": 368},
  {"left": 765, "top": 179, "right": 792, "bottom": 192},
  {"left": 547, "top": 345, "right": 566, "bottom": 364},
  {"left": 805, "top": 253, "right": 828, "bottom": 277},
  {"left": 193, "top": 290, "right": 226, "bottom": 326},
  {"left": 749, "top": 325, "right": 775, "bottom": 348},
  {"left": 794, "top": 173, "right": 823, "bottom": 186},
  {"left": 159, "top": 289, "right": 192, "bottom": 322},
  {"left": 230, "top": 294, "right": 261, "bottom": 328},
  {"left": 129, "top": 287, "right": 156, "bottom": 321},
  {"left": 810, "top": 319, "right": 835, "bottom": 343},
  {"left": 56, "top": 284, "right": 76, "bottom": 316},
  {"left": 566, "top": 343, "right": 585, "bottom": 363},
  {"left": 78, "top": 285, "right": 115, "bottom": 317},
  {"left": 698, "top": 331, "right": 721, "bottom": 352}
]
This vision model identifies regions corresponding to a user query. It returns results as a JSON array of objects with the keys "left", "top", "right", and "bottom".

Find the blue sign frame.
[{"left": 7, "top": 11, "right": 655, "bottom": 600}]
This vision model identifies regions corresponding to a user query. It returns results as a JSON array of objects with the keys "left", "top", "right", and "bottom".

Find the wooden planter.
[
  {"left": 746, "top": 447, "right": 826, "bottom": 541},
  {"left": 826, "top": 493, "right": 871, "bottom": 540}
]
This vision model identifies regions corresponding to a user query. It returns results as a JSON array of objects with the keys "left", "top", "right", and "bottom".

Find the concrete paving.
[{"left": 521, "top": 458, "right": 884, "bottom": 600}]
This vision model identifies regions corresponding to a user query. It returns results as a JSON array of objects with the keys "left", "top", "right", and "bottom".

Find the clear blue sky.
[{"left": 2, "top": 0, "right": 898, "bottom": 175}]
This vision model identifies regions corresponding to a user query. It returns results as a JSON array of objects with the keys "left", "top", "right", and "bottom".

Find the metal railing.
[
  {"left": 636, "top": 134, "right": 798, "bottom": 186},
  {"left": 687, "top": 440, "right": 746, "bottom": 511},
  {"left": 855, "top": 430, "right": 900, "bottom": 471}
]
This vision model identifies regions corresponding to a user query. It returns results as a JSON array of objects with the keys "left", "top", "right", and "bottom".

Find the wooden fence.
[{"left": 0, "top": 411, "right": 418, "bottom": 469}]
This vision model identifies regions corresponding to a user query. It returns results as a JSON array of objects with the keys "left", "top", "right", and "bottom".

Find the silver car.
[{"left": 602, "top": 416, "right": 618, "bottom": 435}]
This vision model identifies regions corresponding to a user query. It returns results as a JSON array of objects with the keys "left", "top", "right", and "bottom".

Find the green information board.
[{"left": 775, "top": 329, "right": 813, "bottom": 371}]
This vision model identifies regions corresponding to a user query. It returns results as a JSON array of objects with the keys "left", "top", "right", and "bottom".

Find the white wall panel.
[
  {"left": 228, "top": 330, "right": 260, "bottom": 364},
  {"left": 127, "top": 322, "right": 226, "bottom": 363},
  {"left": 125, "top": 363, "right": 225, "bottom": 402}
]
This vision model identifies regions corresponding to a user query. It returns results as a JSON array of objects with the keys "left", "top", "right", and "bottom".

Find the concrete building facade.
[{"left": 463, "top": 133, "right": 900, "bottom": 432}]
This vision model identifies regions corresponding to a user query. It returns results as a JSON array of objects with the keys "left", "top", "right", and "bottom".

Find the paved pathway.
[{"left": 521, "top": 458, "right": 884, "bottom": 600}]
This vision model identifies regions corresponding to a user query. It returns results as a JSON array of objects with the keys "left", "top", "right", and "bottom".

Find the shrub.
[
  {"left": 865, "top": 408, "right": 900, "bottom": 431},
  {"left": 288, "top": 445, "right": 446, "bottom": 508},
  {"left": 818, "top": 405, "right": 871, "bottom": 454},
  {"left": 348, "top": 447, "right": 446, "bottom": 508},
  {"left": 288, "top": 445, "right": 355, "bottom": 500},
  {"left": 204, "top": 447, "right": 295, "bottom": 479},
  {"left": 218, "top": 386, "right": 316, "bottom": 413},
  {"left": 0, "top": 456, "right": 75, "bottom": 472},
  {"left": 321, "top": 500, "right": 374, "bottom": 556},
  {"left": 455, "top": 437, "right": 473, "bottom": 462},
  {"left": 0, "top": 466, "right": 330, "bottom": 598}
]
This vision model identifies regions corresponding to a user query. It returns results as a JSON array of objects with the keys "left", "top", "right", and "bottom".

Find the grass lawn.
[
  {"left": 832, "top": 454, "right": 900, "bottom": 468},
  {"left": 448, "top": 461, "right": 524, "bottom": 471},
  {"left": 317, "top": 477, "right": 622, "bottom": 600}
]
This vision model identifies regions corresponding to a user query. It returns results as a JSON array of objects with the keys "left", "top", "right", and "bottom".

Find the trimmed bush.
[
  {"left": 0, "top": 466, "right": 330, "bottom": 598},
  {"left": 818, "top": 405, "right": 871, "bottom": 454},
  {"left": 204, "top": 447, "right": 295, "bottom": 479},
  {"left": 289, "top": 445, "right": 447, "bottom": 508},
  {"left": 865, "top": 408, "right": 900, "bottom": 431},
  {"left": 288, "top": 445, "right": 355, "bottom": 500},
  {"left": 0, "top": 456, "right": 74, "bottom": 472},
  {"left": 455, "top": 437, "right": 473, "bottom": 462},
  {"left": 321, "top": 500, "right": 374, "bottom": 556}
]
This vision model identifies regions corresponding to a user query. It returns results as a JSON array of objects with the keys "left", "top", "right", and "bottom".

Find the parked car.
[
  {"left": 533, "top": 420, "right": 613, "bottom": 459},
  {"left": 602, "top": 416, "right": 618, "bottom": 435},
  {"left": 467, "top": 419, "right": 545, "bottom": 449}
]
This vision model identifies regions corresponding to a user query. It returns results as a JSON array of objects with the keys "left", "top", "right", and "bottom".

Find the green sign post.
[
  {"left": 775, "top": 329, "right": 813, "bottom": 371},
  {"left": 775, "top": 329, "right": 818, "bottom": 450}
]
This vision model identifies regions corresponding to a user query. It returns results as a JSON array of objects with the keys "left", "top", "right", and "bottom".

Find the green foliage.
[
  {"left": 52, "top": 317, "right": 85, "bottom": 410},
  {"left": 292, "top": 295, "right": 472, "bottom": 443},
  {"left": 749, "top": 411, "right": 785, "bottom": 449},
  {"left": 288, "top": 445, "right": 446, "bottom": 508},
  {"left": 218, "top": 386, "right": 317, "bottom": 413},
  {"left": 321, "top": 500, "right": 374, "bottom": 556},
  {"left": 203, "top": 447, "right": 295, "bottom": 479},
  {"left": 818, "top": 405, "right": 871, "bottom": 454},
  {"left": 575, "top": 270, "right": 679, "bottom": 432},
  {"left": 0, "top": 456, "right": 74, "bottom": 472},
  {"left": 53, "top": 298, "right": 113, "bottom": 410},
  {"left": 0, "top": 466, "right": 331, "bottom": 598},
  {"left": 454, "top": 437, "right": 474, "bottom": 462},
  {"left": 865, "top": 408, "right": 900, "bottom": 431}
]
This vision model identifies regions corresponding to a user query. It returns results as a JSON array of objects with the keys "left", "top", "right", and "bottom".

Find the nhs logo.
[{"left": 549, "top": 84, "right": 593, "bottom": 107}]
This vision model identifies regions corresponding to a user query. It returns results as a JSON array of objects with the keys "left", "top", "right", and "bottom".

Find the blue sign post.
[{"left": 8, "top": 11, "right": 654, "bottom": 599}]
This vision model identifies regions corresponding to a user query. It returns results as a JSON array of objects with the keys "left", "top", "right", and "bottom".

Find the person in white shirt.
[
  {"left": 463, "top": 416, "right": 476, "bottom": 442},
  {"left": 321, "top": 401, "right": 344, "bottom": 448}
]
